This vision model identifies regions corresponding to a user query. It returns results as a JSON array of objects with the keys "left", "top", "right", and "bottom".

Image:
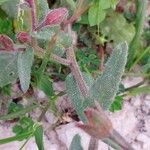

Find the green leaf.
[
  {"left": 88, "top": 0, "right": 119, "bottom": 26},
  {"left": 100, "top": 12, "right": 135, "bottom": 45},
  {"left": 89, "top": 42, "right": 128, "bottom": 109},
  {"left": 1, "top": 0, "right": 19, "bottom": 18},
  {"left": 0, "top": 131, "right": 33, "bottom": 145},
  {"left": 17, "top": 47, "right": 34, "bottom": 93},
  {"left": 0, "top": 51, "right": 18, "bottom": 87},
  {"left": 8, "top": 102, "right": 23, "bottom": 114},
  {"left": 88, "top": 0, "right": 106, "bottom": 26},
  {"left": 0, "top": 84, "right": 11, "bottom": 96},
  {"left": 19, "top": 117, "right": 34, "bottom": 127},
  {"left": 99, "top": 0, "right": 111, "bottom": 9},
  {"left": 128, "top": 86, "right": 150, "bottom": 96},
  {"left": 0, "top": 105, "right": 38, "bottom": 120},
  {"left": 33, "top": 72, "right": 54, "bottom": 98},
  {"left": 0, "top": 18, "right": 14, "bottom": 38},
  {"left": 34, "top": 125, "right": 44, "bottom": 150},
  {"left": 13, "top": 117, "right": 34, "bottom": 139},
  {"left": 12, "top": 125, "right": 23, "bottom": 135},
  {"left": 109, "top": 96, "right": 123, "bottom": 112},
  {"left": 69, "top": 134, "right": 83, "bottom": 150},
  {"left": 37, "top": 76, "right": 53, "bottom": 97},
  {"left": 110, "top": 0, "right": 118, "bottom": 9}
]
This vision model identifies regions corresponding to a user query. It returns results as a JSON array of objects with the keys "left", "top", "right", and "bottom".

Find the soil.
[{"left": 0, "top": 77, "right": 150, "bottom": 150}]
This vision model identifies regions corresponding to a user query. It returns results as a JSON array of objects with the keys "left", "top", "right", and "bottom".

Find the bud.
[
  {"left": 24, "top": 0, "right": 33, "bottom": 7},
  {"left": 16, "top": 31, "right": 31, "bottom": 44},
  {"left": 76, "top": 107, "right": 113, "bottom": 139},
  {"left": 35, "top": 8, "right": 68, "bottom": 30},
  {"left": 0, "top": 34, "right": 14, "bottom": 51}
]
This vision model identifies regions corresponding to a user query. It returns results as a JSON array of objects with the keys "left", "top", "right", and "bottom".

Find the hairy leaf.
[
  {"left": 89, "top": 42, "right": 128, "bottom": 109},
  {"left": 1, "top": 0, "right": 19, "bottom": 18},
  {"left": 31, "top": 28, "right": 72, "bottom": 56},
  {"left": 34, "top": 125, "right": 44, "bottom": 150},
  {"left": 69, "top": 134, "right": 83, "bottom": 150},
  {"left": 17, "top": 47, "right": 34, "bottom": 93},
  {"left": 37, "top": 0, "right": 49, "bottom": 22},
  {"left": 65, "top": 73, "right": 94, "bottom": 122},
  {"left": 0, "top": 51, "right": 18, "bottom": 87}
]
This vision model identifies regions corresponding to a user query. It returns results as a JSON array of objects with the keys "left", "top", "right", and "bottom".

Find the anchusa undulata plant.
[{"left": 0, "top": 0, "right": 135, "bottom": 150}]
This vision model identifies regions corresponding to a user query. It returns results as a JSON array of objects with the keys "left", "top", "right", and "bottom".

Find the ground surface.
[{"left": 0, "top": 77, "right": 150, "bottom": 150}]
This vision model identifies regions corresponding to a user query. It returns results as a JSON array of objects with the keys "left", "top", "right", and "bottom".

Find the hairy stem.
[
  {"left": 31, "top": 41, "right": 70, "bottom": 66},
  {"left": 88, "top": 137, "right": 98, "bottom": 150},
  {"left": 64, "top": 0, "right": 91, "bottom": 26},
  {"left": 38, "top": 33, "right": 58, "bottom": 75},
  {"left": 125, "top": 79, "right": 145, "bottom": 92},
  {"left": 37, "top": 92, "right": 64, "bottom": 122},
  {"left": 98, "top": 45, "right": 104, "bottom": 72},
  {"left": 29, "top": 0, "right": 37, "bottom": 31},
  {"left": 109, "top": 129, "right": 134, "bottom": 150},
  {"left": 67, "top": 47, "right": 89, "bottom": 96}
]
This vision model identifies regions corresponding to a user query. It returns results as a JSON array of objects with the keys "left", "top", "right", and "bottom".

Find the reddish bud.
[
  {"left": 16, "top": 31, "right": 31, "bottom": 44},
  {"left": 76, "top": 108, "right": 113, "bottom": 139},
  {"left": 0, "top": 34, "right": 14, "bottom": 51},
  {"left": 24, "top": 0, "right": 33, "bottom": 7},
  {"left": 35, "top": 7, "right": 68, "bottom": 30}
]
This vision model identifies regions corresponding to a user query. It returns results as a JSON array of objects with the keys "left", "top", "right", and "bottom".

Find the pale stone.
[{"left": 36, "top": 89, "right": 46, "bottom": 99}]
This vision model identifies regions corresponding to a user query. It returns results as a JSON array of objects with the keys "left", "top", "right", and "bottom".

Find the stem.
[
  {"left": 67, "top": 47, "right": 89, "bottom": 96},
  {"left": 64, "top": 0, "right": 91, "bottom": 26},
  {"left": 98, "top": 45, "right": 104, "bottom": 72},
  {"left": 109, "top": 129, "right": 135, "bottom": 150},
  {"left": 0, "top": 105, "right": 38, "bottom": 120},
  {"left": 31, "top": 40, "right": 70, "bottom": 66},
  {"left": 88, "top": 137, "right": 98, "bottom": 150},
  {"left": 66, "top": 24, "right": 98, "bottom": 150},
  {"left": 66, "top": 24, "right": 89, "bottom": 96},
  {"left": 50, "top": 54, "right": 71, "bottom": 66},
  {"left": 19, "top": 136, "right": 31, "bottom": 150},
  {"left": 0, "top": 131, "right": 33, "bottom": 145},
  {"left": 37, "top": 92, "right": 64, "bottom": 122},
  {"left": 37, "top": 33, "right": 58, "bottom": 77},
  {"left": 37, "top": 101, "right": 51, "bottom": 122},
  {"left": 127, "top": 0, "right": 148, "bottom": 69},
  {"left": 31, "top": 0, "right": 37, "bottom": 31},
  {"left": 124, "top": 79, "right": 145, "bottom": 92},
  {"left": 103, "top": 139, "right": 122, "bottom": 150}
]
